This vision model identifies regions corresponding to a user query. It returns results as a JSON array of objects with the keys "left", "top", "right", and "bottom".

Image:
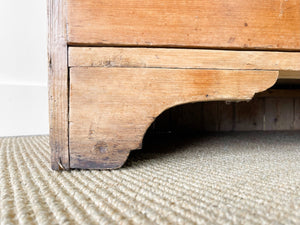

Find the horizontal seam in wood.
[
  {"left": 67, "top": 44, "right": 300, "bottom": 53},
  {"left": 68, "top": 66, "right": 281, "bottom": 71}
]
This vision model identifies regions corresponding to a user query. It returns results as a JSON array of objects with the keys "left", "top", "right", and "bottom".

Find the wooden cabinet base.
[
  {"left": 48, "top": 0, "right": 300, "bottom": 170},
  {"left": 69, "top": 68, "right": 277, "bottom": 169},
  {"left": 49, "top": 45, "right": 300, "bottom": 170}
]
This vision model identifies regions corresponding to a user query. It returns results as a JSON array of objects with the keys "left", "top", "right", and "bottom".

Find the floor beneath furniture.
[{"left": 0, "top": 132, "right": 299, "bottom": 224}]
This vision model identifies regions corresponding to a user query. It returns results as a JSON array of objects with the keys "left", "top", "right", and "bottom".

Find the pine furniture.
[{"left": 48, "top": 0, "right": 300, "bottom": 170}]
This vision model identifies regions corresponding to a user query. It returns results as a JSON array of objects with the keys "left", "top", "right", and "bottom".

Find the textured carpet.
[{"left": 0, "top": 132, "right": 299, "bottom": 225}]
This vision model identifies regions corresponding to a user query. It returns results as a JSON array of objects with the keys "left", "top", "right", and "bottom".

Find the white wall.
[{"left": 0, "top": 1, "right": 48, "bottom": 136}]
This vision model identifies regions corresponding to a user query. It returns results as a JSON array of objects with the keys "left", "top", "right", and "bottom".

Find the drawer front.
[{"left": 67, "top": 0, "right": 300, "bottom": 50}]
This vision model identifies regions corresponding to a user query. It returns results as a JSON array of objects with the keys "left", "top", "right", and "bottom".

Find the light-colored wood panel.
[
  {"left": 48, "top": 0, "right": 69, "bottom": 170},
  {"left": 265, "top": 98, "right": 294, "bottom": 130},
  {"left": 69, "top": 47, "right": 300, "bottom": 73},
  {"left": 67, "top": 0, "right": 300, "bottom": 50},
  {"left": 69, "top": 68, "right": 277, "bottom": 169}
]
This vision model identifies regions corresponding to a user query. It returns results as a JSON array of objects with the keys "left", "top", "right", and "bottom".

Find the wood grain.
[
  {"left": 69, "top": 68, "right": 278, "bottom": 169},
  {"left": 67, "top": 0, "right": 300, "bottom": 50},
  {"left": 152, "top": 90, "right": 300, "bottom": 134},
  {"left": 235, "top": 99, "right": 265, "bottom": 131},
  {"left": 48, "top": 0, "right": 69, "bottom": 170},
  {"left": 69, "top": 47, "right": 300, "bottom": 75},
  {"left": 167, "top": 102, "right": 234, "bottom": 133},
  {"left": 265, "top": 98, "right": 295, "bottom": 130}
]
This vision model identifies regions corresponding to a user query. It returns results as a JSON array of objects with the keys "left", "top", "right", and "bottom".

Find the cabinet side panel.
[{"left": 48, "top": 0, "right": 69, "bottom": 170}]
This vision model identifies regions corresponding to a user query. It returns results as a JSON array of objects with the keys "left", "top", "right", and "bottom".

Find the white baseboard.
[{"left": 0, "top": 83, "right": 49, "bottom": 137}]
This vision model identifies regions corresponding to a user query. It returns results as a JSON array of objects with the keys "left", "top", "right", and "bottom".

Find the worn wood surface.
[
  {"left": 48, "top": 0, "right": 69, "bottom": 170},
  {"left": 50, "top": 0, "right": 300, "bottom": 170},
  {"left": 69, "top": 68, "right": 277, "bottom": 169},
  {"left": 69, "top": 47, "right": 300, "bottom": 77},
  {"left": 67, "top": 0, "right": 300, "bottom": 50},
  {"left": 154, "top": 90, "right": 300, "bottom": 133}
]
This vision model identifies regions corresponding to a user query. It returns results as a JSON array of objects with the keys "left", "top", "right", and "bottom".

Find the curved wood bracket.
[{"left": 69, "top": 68, "right": 278, "bottom": 169}]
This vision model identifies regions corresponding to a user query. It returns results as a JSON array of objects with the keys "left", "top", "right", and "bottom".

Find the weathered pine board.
[
  {"left": 69, "top": 47, "right": 300, "bottom": 74},
  {"left": 48, "top": 0, "right": 69, "bottom": 170},
  {"left": 67, "top": 0, "right": 300, "bottom": 50},
  {"left": 69, "top": 68, "right": 278, "bottom": 169}
]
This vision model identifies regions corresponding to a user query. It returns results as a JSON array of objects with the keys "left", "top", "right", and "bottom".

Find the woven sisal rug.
[{"left": 0, "top": 132, "right": 299, "bottom": 225}]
